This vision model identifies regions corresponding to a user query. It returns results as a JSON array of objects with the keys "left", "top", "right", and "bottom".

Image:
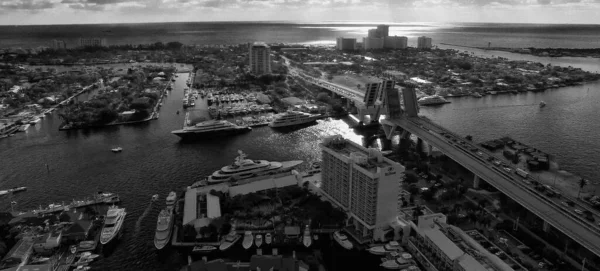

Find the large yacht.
[
  {"left": 269, "top": 110, "right": 320, "bottom": 128},
  {"left": 207, "top": 150, "right": 303, "bottom": 184},
  {"left": 171, "top": 120, "right": 251, "bottom": 140},
  {"left": 154, "top": 192, "right": 176, "bottom": 250},
  {"left": 417, "top": 95, "right": 450, "bottom": 106},
  {"left": 100, "top": 206, "right": 127, "bottom": 245}
]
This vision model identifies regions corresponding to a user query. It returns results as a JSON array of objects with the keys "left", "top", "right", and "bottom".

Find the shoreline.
[{"left": 440, "top": 43, "right": 600, "bottom": 59}]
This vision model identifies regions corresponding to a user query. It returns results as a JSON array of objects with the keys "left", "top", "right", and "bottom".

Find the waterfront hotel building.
[
  {"left": 319, "top": 135, "right": 405, "bottom": 242},
  {"left": 249, "top": 42, "right": 272, "bottom": 75},
  {"left": 79, "top": 37, "right": 107, "bottom": 48}
]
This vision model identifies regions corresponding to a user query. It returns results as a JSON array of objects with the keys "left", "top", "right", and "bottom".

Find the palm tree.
[{"left": 578, "top": 178, "right": 588, "bottom": 198}]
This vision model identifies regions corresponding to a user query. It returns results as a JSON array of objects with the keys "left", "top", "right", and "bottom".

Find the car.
[
  {"left": 452, "top": 138, "right": 457, "bottom": 142},
  {"left": 470, "top": 147, "right": 478, "bottom": 152},
  {"left": 460, "top": 141, "right": 466, "bottom": 144},
  {"left": 561, "top": 202, "right": 569, "bottom": 208},
  {"left": 420, "top": 187, "right": 429, "bottom": 192},
  {"left": 503, "top": 167, "right": 512, "bottom": 173},
  {"left": 574, "top": 209, "right": 584, "bottom": 215},
  {"left": 444, "top": 134, "right": 451, "bottom": 138},
  {"left": 476, "top": 151, "right": 484, "bottom": 157},
  {"left": 492, "top": 160, "right": 501, "bottom": 166}
]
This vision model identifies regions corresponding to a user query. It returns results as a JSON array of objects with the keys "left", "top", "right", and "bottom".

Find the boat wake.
[{"left": 134, "top": 202, "right": 153, "bottom": 236}]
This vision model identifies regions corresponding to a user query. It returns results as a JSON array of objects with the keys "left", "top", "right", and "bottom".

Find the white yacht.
[
  {"left": 417, "top": 95, "right": 450, "bottom": 106},
  {"left": 242, "top": 231, "right": 254, "bottom": 249},
  {"left": 333, "top": 231, "right": 353, "bottom": 250},
  {"left": 265, "top": 233, "right": 272, "bottom": 245},
  {"left": 219, "top": 231, "right": 241, "bottom": 251},
  {"left": 302, "top": 225, "right": 312, "bottom": 248},
  {"left": 380, "top": 253, "right": 415, "bottom": 270},
  {"left": 255, "top": 234, "right": 263, "bottom": 248},
  {"left": 100, "top": 206, "right": 127, "bottom": 245},
  {"left": 154, "top": 191, "right": 176, "bottom": 250},
  {"left": 207, "top": 150, "right": 303, "bottom": 183},
  {"left": 269, "top": 110, "right": 320, "bottom": 128},
  {"left": 368, "top": 241, "right": 403, "bottom": 255},
  {"left": 171, "top": 120, "right": 251, "bottom": 141}
]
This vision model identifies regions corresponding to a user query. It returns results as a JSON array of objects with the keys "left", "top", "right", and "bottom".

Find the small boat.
[
  {"left": 471, "top": 92, "right": 482, "bottom": 98},
  {"left": 313, "top": 234, "right": 319, "bottom": 241},
  {"left": 111, "top": 147, "right": 123, "bottom": 153},
  {"left": 70, "top": 245, "right": 77, "bottom": 254},
  {"left": 152, "top": 194, "right": 159, "bottom": 201},
  {"left": 255, "top": 234, "right": 263, "bottom": 248},
  {"left": 192, "top": 245, "right": 217, "bottom": 253},
  {"left": 242, "top": 231, "right": 254, "bottom": 249},
  {"left": 219, "top": 232, "right": 241, "bottom": 251},
  {"left": 333, "top": 231, "right": 353, "bottom": 250},
  {"left": 539, "top": 101, "right": 546, "bottom": 108},
  {"left": 302, "top": 225, "right": 312, "bottom": 248},
  {"left": 368, "top": 241, "right": 403, "bottom": 255},
  {"left": 265, "top": 233, "right": 272, "bottom": 245},
  {"left": 380, "top": 256, "right": 414, "bottom": 270}
]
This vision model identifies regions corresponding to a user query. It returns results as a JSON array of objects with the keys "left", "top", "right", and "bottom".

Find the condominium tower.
[
  {"left": 417, "top": 36, "right": 433, "bottom": 49},
  {"left": 249, "top": 42, "right": 272, "bottom": 75},
  {"left": 319, "top": 135, "right": 405, "bottom": 242},
  {"left": 336, "top": 37, "right": 357, "bottom": 51}
]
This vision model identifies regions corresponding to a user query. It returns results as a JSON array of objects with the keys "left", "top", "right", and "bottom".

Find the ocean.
[{"left": 1, "top": 22, "right": 600, "bottom": 49}]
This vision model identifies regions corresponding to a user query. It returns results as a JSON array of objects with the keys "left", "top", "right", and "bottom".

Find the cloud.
[{"left": 0, "top": 0, "right": 55, "bottom": 10}]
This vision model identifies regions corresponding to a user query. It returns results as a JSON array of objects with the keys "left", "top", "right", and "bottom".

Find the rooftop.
[
  {"left": 321, "top": 135, "right": 395, "bottom": 173},
  {"left": 422, "top": 228, "right": 464, "bottom": 260}
]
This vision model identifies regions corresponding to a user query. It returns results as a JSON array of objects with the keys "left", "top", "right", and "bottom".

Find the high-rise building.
[
  {"left": 336, "top": 37, "right": 357, "bottom": 51},
  {"left": 319, "top": 135, "right": 405, "bottom": 242},
  {"left": 362, "top": 37, "right": 384, "bottom": 50},
  {"left": 367, "top": 29, "right": 381, "bottom": 38},
  {"left": 417, "top": 36, "right": 433, "bottom": 49},
  {"left": 248, "top": 42, "right": 272, "bottom": 75},
  {"left": 79, "top": 37, "right": 107, "bottom": 48},
  {"left": 377, "top": 25, "right": 390, "bottom": 37},
  {"left": 384, "top": 36, "right": 408, "bottom": 49},
  {"left": 51, "top": 40, "right": 67, "bottom": 50}
]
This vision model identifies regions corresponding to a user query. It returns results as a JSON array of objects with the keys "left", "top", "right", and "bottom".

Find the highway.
[{"left": 384, "top": 116, "right": 600, "bottom": 256}]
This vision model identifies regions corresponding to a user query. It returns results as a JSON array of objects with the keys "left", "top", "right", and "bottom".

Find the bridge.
[{"left": 289, "top": 65, "right": 600, "bottom": 258}]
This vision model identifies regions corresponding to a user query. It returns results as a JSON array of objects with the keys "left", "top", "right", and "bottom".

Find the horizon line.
[{"left": 1, "top": 20, "right": 599, "bottom": 27}]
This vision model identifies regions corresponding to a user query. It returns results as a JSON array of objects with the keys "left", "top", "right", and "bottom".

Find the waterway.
[{"left": 0, "top": 69, "right": 368, "bottom": 270}]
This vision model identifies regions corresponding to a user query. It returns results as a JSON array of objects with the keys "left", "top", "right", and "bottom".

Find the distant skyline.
[{"left": 0, "top": 0, "right": 599, "bottom": 25}]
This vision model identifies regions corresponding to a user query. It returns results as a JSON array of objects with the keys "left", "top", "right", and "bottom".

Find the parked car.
[{"left": 574, "top": 209, "right": 584, "bottom": 215}]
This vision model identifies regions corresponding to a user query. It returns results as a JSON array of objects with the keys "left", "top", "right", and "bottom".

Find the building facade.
[
  {"left": 336, "top": 37, "right": 357, "bottom": 51},
  {"left": 249, "top": 42, "right": 272, "bottom": 75},
  {"left": 363, "top": 37, "right": 384, "bottom": 50},
  {"left": 51, "top": 39, "right": 67, "bottom": 50},
  {"left": 417, "top": 36, "right": 433, "bottom": 49},
  {"left": 384, "top": 36, "right": 408, "bottom": 49},
  {"left": 79, "top": 37, "right": 107, "bottom": 48},
  {"left": 377, "top": 25, "right": 390, "bottom": 37},
  {"left": 319, "top": 135, "right": 405, "bottom": 242}
]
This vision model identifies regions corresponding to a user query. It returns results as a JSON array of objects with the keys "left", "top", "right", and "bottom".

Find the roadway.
[{"left": 384, "top": 116, "right": 600, "bottom": 256}]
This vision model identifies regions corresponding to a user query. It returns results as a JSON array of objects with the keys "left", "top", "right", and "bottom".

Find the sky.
[{"left": 0, "top": 0, "right": 599, "bottom": 25}]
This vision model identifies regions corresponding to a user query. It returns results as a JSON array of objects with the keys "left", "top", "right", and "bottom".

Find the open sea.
[{"left": 1, "top": 22, "right": 600, "bottom": 270}]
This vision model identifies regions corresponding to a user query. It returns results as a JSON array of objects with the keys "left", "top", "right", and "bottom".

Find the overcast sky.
[{"left": 0, "top": 0, "right": 599, "bottom": 25}]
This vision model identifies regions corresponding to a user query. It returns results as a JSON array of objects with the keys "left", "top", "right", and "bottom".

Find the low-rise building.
[
  {"left": 384, "top": 36, "right": 408, "bottom": 49},
  {"left": 417, "top": 36, "right": 433, "bottom": 50}
]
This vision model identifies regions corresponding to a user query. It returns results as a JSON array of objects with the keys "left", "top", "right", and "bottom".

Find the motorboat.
[
  {"left": 265, "top": 233, "right": 272, "bottom": 245},
  {"left": 269, "top": 110, "right": 320, "bottom": 128},
  {"left": 111, "top": 147, "right": 123, "bottom": 153},
  {"left": 368, "top": 241, "right": 403, "bottom": 255},
  {"left": 152, "top": 194, "right": 159, "bottom": 201},
  {"left": 539, "top": 101, "right": 546, "bottom": 108},
  {"left": 242, "top": 231, "right": 254, "bottom": 249},
  {"left": 302, "top": 226, "right": 312, "bottom": 248},
  {"left": 471, "top": 92, "right": 482, "bottom": 98},
  {"left": 171, "top": 120, "right": 251, "bottom": 141},
  {"left": 192, "top": 246, "right": 217, "bottom": 253},
  {"left": 417, "top": 95, "right": 450, "bottom": 106},
  {"left": 207, "top": 150, "right": 303, "bottom": 183},
  {"left": 380, "top": 253, "right": 415, "bottom": 270},
  {"left": 100, "top": 206, "right": 127, "bottom": 245},
  {"left": 333, "top": 231, "right": 353, "bottom": 250},
  {"left": 219, "top": 232, "right": 241, "bottom": 251},
  {"left": 166, "top": 191, "right": 177, "bottom": 206},
  {"left": 313, "top": 234, "right": 319, "bottom": 241},
  {"left": 255, "top": 234, "right": 263, "bottom": 248}
]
